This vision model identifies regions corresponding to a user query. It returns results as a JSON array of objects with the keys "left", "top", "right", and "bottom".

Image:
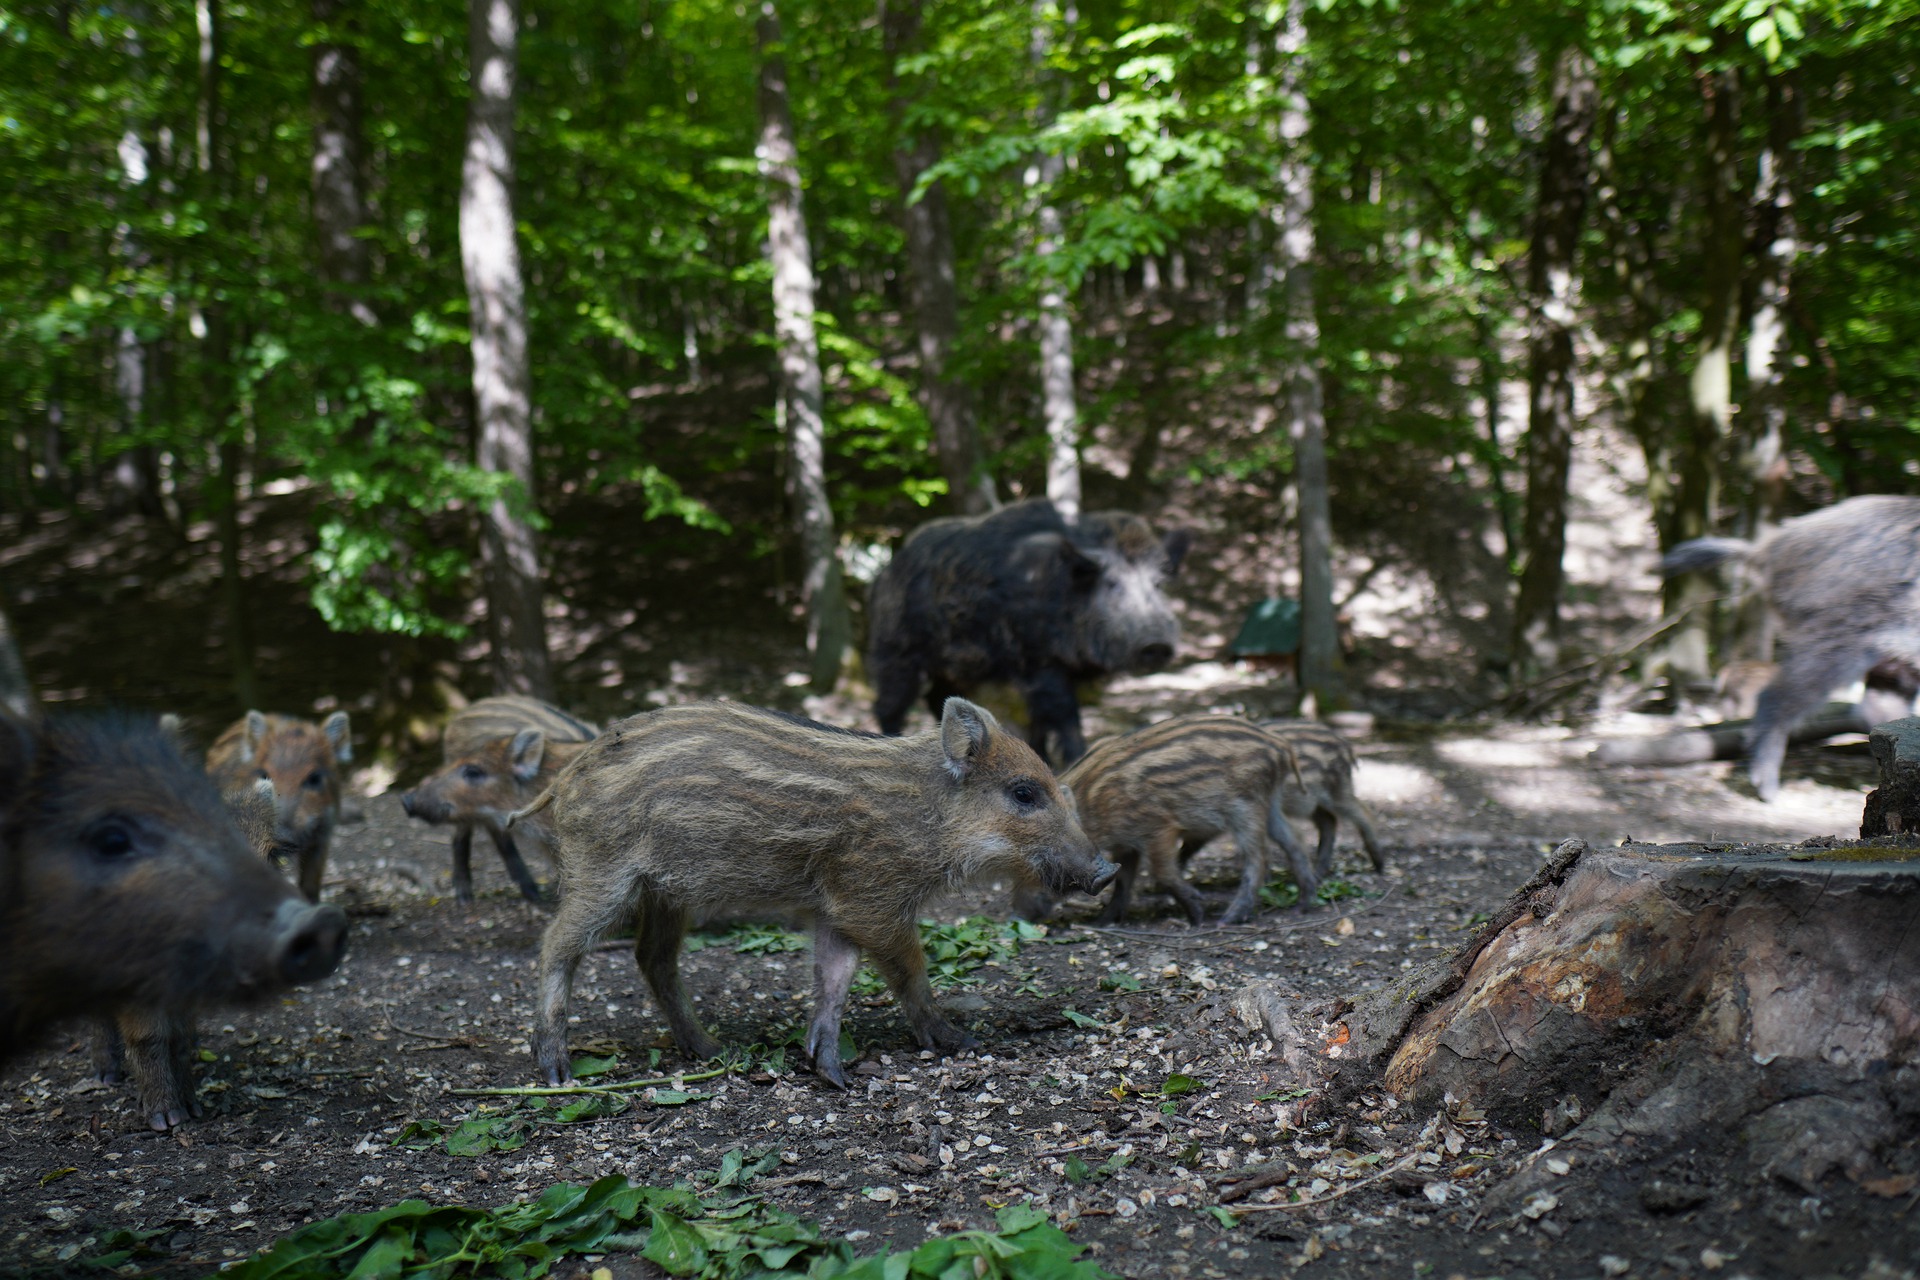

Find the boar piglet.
[
  {"left": 0, "top": 714, "right": 347, "bottom": 1084},
  {"left": 400, "top": 696, "right": 598, "bottom": 903},
  {"left": 1258, "top": 720, "right": 1385, "bottom": 877},
  {"left": 1035, "top": 715, "right": 1316, "bottom": 927},
  {"left": 207, "top": 709, "right": 351, "bottom": 901},
  {"left": 520, "top": 697, "right": 1114, "bottom": 1089}
]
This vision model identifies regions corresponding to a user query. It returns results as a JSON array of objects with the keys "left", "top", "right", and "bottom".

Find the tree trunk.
[
  {"left": 1232, "top": 837, "right": 1920, "bottom": 1215},
  {"left": 461, "top": 0, "right": 553, "bottom": 700},
  {"left": 311, "top": 0, "right": 376, "bottom": 324},
  {"left": 884, "top": 0, "right": 995, "bottom": 517},
  {"left": 757, "top": 2, "right": 850, "bottom": 689},
  {"left": 1658, "top": 66, "right": 1745, "bottom": 684},
  {"left": 197, "top": 0, "right": 257, "bottom": 710},
  {"left": 1029, "top": 1, "right": 1079, "bottom": 521},
  {"left": 1272, "top": 0, "right": 1342, "bottom": 709},
  {"left": 1509, "top": 47, "right": 1597, "bottom": 677}
]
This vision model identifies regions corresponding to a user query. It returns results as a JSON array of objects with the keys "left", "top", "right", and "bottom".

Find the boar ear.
[
  {"left": 322, "top": 711, "right": 352, "bottom": 763},
  {"left": 940, "top": 698, "right": 998, "bottom": 780},
  {"left": 243, "top": 710, "right": 269, "bottom": 755},
  {"left": 1015, "top": 532, "right": 1099, "bottom": 589},
  {"left": 1161, "top": 528, "right": 1192, "bottom": 576},
  {"left": 509, "top": 728, "right": 547, "bottom": 782}
]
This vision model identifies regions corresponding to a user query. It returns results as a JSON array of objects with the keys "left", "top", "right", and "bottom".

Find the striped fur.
[
  {"left": 1043, "top": 714, "right": 1317, "bottom": 926},
  {"left": 1258, "top": 720, "right": 1385, "bottom": 876},
  {"left": 524, "top": 697, "right": 1111, "bottom": 1089},
  {"left": 206, "top": 710, "right": 351, "bottom": 902},
  {"left": 401, "top": 696, "right": 600, "bottom": 904}
]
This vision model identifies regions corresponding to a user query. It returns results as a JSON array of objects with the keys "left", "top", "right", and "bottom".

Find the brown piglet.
[
  {"left": 206, "top": 710, "right": 351, "bottom": 901},
  {"left": 518, "top": 698, "right": 1114, "bottom": 1089}
]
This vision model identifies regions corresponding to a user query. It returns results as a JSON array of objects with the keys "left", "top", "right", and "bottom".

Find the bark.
[
  {"left": 1029, "top": 1, "right": 1079, "bottom": 521},
  {"left": 110, "top": 24, "right": 166, "bottom": 524},
  {"left": 461, "top": 0, "right": 553, "bottom": 700},
  {"left": 1658, "top": 66, "right": 1745, "bottom": 683},
  {"left": 1509, "top": 47, "right": 1597, "bottom": 676},
  {"left": 883, "top": 0, "right": 995, "bottom": 516},
  {"left": 1862, "top": 717, "right": 1920, "bottom": 838},
  {"left": 757, "top": 2, "right": 850, "bottom": 689},
  {"left": 1230, "top": 837, "right": 1920, "bottom": 1212},
  {"left": 1272, "top": 0, "right": 1342, "bottom": 708},
  {"left": 311, "top": 0, "right": 376, "bottom": 324}
]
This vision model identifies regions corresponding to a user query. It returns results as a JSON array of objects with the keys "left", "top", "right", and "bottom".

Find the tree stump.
[
  {"left": 1862, "top": 716, "right": 1920, "bottom": 837},
  {"left": 1232, "top": 837, "right": 1920, "bottom": 1217}
]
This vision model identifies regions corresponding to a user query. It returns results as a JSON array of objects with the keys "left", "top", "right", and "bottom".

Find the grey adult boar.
[
  {"left": 1662, "top": 494, "right": 1920, "bottom": 801},
  {"left": 868, "top": 499, "right": 1189, "bottom": 765},
  {"left": 206, "top": 709, "right": 351, "bottom": 900},
  {"left": 400, "top": 696, "right": 599, "bottom": 903},
  {"left": 0, "top": 713, "right": 347, "bottom": 1081},
  {"left": 518, "top": 697, "right": 1114, "bottom": 1089}
]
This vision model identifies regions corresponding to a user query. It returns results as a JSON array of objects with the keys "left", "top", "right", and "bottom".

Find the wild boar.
[
  {"left": 400, "top": 696, "right": 599, "bottom": 903},
  {"left": 206, "top": 709, "right": 352, "bottom": 900},
  {"left": 0, "top": 713, "right": 348, "bottom": 1085},
  {"left": 1662, "top": 495, "right": 1920, "bottom": 800},
  {"left": 1258, "top": 719, "right": 1385, "bottom": 876},
  {"left": 868, "top": 499, "right": 1189, "bottom": 765},
  {"left": 517, "top": 697, "right": 1114, "bottom": 1089},
  {"left": 1043, "top": 715, "right": 1316, "bottom": 927}
]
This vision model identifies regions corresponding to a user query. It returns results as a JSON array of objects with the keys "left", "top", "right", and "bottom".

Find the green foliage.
[
  {"left": 222, "top": 1154, "right": 1113, "bottom": 1280},
  {"left": 1259, "top": 875, "right": 1370, "bottom": 911}
]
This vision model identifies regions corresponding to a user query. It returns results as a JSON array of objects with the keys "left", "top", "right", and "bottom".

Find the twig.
[
  {"left": 384, "top": 1009, "right": 472, "bottom": 1044},
  {"left": 447, "top": 1064, "right": 737, "bottom": 1098},
  {"left": 1222, "top": 1154, "right": 1422, "bottom": 1215}
]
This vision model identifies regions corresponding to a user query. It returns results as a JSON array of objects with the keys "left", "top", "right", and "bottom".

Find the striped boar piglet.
[
  {"left": 1258, "top": 720, "right": 1385, "bottom": 876},
  {"left": 519, "top": 697, "right": 1114, "bottom": 1089},
  {"left": 206, "top": 709, "right": 351, "bottom": 900},
  {"left": 1021, "top": 715, "right": 1315, "bottom": 927},
  {"left": 401, "top": 696, "right": 598, "bottom": 903}
]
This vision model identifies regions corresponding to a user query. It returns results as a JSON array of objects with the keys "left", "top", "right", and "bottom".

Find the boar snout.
[
  {"left": 1086, "top": 855, "right": 1119, "bottom": 894},
  {"left": 1135, "top": 642, "right": 1174, "bottom": 670},
  {"left": 399, "top": 790, "right": 419, "bottom": 818},
  {"left": 271, "top": 900, "right": 347, "bottom": 986}
]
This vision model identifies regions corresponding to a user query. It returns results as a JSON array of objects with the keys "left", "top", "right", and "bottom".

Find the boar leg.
[
  {"left": 294, "top": 842, "right": 327, "bottom": 903},
  {"left": 1092, "top": 848, "right": 1144, "bottom": 925},
  {"left": 872, "top": 656, "right": 923, "bottom": 737},
  {"left": 1334, "top": 796, "right": 1386, "bottom": 871},
  {"left": 854, "top": 919, "right": 978, "bottom": 1058},
  {"left": 1020, "top": 671, "right": 1086, "bottom": 765},
  {"left": 1262, "top": 793, "right": 1320, "bottom": 919},
  {"left": 1749, "top": 644, "right": 1868, "bottom": 802},
  {"left": 534, "top": 889, "right": 629, "bottom": 1085},
  {"left": 1217, "top": 808, "right": 1277, "bottom": 927},
  {"left": 91, "top": 1017, "right": 128, "bottom": 1083},
  {"left": 633, "top": 894, "right": 722, "bottom": 1064},
  {"left": 804, "top": 923, "right": 864, "bottom": 1089},
  {"left": 451, "top": 823, "right": 477, "bottom": 902},
  {"left": 1143, "top": 828, "right": 1210, "bottom": 927},
  {"left": 484, "top": 824, "right": 548, "bottom": 905},
  {"left": 1312, "top": 807, "right": 1340, "bottom": 878},
  {"left": 119, "top": 1005, "right": 201, "bottom": 1130}
]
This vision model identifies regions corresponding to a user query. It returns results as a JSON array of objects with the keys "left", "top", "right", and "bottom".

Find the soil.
[{"left": 2, "top": 481, "right": 1909, "bottom": 1279}]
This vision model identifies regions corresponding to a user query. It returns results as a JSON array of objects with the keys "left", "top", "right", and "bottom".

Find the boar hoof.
[
  {"left": 148, "top": 1107, "right": 192, "bottom": 1132},
  {"left": 814, "top": 1060, "right": 851, "bottom": 1091}
]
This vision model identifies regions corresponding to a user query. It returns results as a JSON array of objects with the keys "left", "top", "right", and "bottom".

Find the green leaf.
[
  {"left": 1061, "top": 1009, "right": 1104, "bottom": 1029},
  {"left": 1204, "top": 1206, "right": 1239, "bottom": 1229},
  {"left": 570, "top": 1053, "right": 620, "bottom": 1078},
  {"left": 640, "top": 1208, "right": 708, "bottom": 1274},
  {"left": 1160, "top": 1074, "right": 1205, "bottom": 1096}
]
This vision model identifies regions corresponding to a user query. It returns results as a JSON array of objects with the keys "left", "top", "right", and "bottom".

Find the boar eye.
[
  {"left": 303, "top": 770, "right": 327, "bottom": 790},
  {"left": 1007, "top": 780, "right": 1045, "bottom": 808},
  {"left": 460, "top": 764, "right": 488, "bottom": 783},
  {"left": 88, "top": 822, "right": 137, "bottom": 858}
]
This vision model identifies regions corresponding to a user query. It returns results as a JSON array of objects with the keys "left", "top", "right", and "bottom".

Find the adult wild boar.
[
  {"left": 868, "top": 499, "right": 1189, "bottom": 765},
  {"left": 401, "top": 696, "right": 599, "bottom": 903},
  {"left": 518, "top": 697, "right": 1115, "bottom": 1089},
  {"left": 206, "top": 709, "right": 352, "bottom": 900},
  {"left": 1662, "top": 495, "right": 1920, "bottom": 801}
]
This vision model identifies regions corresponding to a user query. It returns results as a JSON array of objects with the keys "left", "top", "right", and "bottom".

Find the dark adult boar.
[
  {"left": 868, "top": 499, "right": 1189, "bottom": 765},
  {"left": 1258, "top": 720, "right": 1385, "bottom": 876},
  {"left": 206, "top": 709, "right": 351, "bottom": 900},
  {"left": 400, "top": 696, "right": 598, "bottom": 903},
  {"left": 1049, "top": 715, "right": 1315, "bottom": 927},
  {"left": 0, "top": 714, "right": 347, "bottom": 1078},
  {"left": 1662, "top": 495, "right": 1920, "bottom": 801},
  {"left": 520, "top": 697, "right": 1114, "bottom": 1089}
]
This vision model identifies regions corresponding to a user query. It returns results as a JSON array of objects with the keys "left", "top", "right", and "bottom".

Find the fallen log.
[
  {"left": 1230, "top": 836, "right": 1920, "bottom": 1222},
  {"left": 1589, "top": 706, "right": 1867, "bottom": 766}
]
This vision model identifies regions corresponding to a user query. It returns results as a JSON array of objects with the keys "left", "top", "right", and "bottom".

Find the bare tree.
[
  {"left": 461, "top": 0, "right": 553, "bottom": 699},
  {"left": 757, "top": 1, "right": 851, "bottom": 688},
  {"left": 884, "top": 0, "right": 995, "bottom": 516},
  {"left": 1509, "top": 46, "right": 1597, "bottom": 677},
  {"left": 1272, "top": 0, "right": 1343, "bottom": 709},
  {"left": 311, "top": 0, "right": 375, "bottom": 324},
  {"left": 1029, "top": 1, "right": 1079, "bottom": 520}
]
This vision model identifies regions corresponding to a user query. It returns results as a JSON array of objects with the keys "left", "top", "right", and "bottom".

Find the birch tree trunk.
[
  {"left": 462, "top": 0, "right": 554, "bottom": 699},
  {"left": 1509, "top": 47, "right": 1597, "bottom": 678},
  {"left": 1029, "top": 1, "right": 1079, "bottom": 521},
  {"left": 311, "top": 0, "right": 375, "bottom": 324},
  {"left": 757, "top": 2, "right": 850, "bottom": 689},
  {"left": 1273, "top": 0, "right": 1342, "bottom": 708},
  {"left": 111, "top": 23, "right": 165, "bottom": 523},
  {"left": 1658, "top": 65, "right": 1744, "bottom": 685},
  {"left": 884, "top": 0, "right": 995, "bottom": 516}
]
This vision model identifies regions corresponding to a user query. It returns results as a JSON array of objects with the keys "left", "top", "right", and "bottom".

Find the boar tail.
[
  {"left": 1660, "top": 537, "right": 1751, "bottom": 578},
  {"left": 506, "top": 788, "right": 555, "bottom": 830}
]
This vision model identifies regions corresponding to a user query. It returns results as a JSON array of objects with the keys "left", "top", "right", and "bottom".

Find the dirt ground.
[{"left": 1, "top": 674, "right": 1906, "bottom": 1280}]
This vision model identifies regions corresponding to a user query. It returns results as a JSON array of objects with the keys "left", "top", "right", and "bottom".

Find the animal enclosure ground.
[{"left": 0, "top": 713, "right": 1905, "bottom": 1280}]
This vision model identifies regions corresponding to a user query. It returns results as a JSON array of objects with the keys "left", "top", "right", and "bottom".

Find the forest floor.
[{"left": 0, "top": 669, "right": 1903, "bottom": 1280}]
